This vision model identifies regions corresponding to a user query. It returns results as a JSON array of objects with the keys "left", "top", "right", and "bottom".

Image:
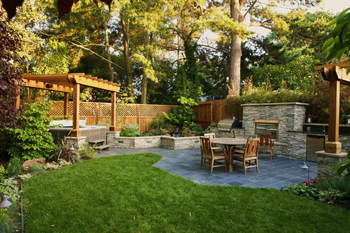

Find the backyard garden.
[{"left": 1, "top": 1, "right": 350, "bottom": 232}]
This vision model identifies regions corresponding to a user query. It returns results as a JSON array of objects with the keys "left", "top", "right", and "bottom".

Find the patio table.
[{"left": 210, "top": 137, "right": 247, "bottom": 173}]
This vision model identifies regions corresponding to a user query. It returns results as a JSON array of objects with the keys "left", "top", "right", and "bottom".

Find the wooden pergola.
[
  {"left": 18, "top": 73, "right": 121, "bottom": 137},
  {"left": 314, "top": 62, "right": 350, "bottom": 154}
]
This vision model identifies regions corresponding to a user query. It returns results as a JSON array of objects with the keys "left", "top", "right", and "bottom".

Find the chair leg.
[
  {"left": 210, "top": 159, "right": 214, "bottom": 174},
  {"left": 243, "top": 161, "right": 247, "bottom": 175},
  {"left": 271, "top": 149, "right": 273, "bottom": 160},
  {"left": 256, "top": 159, "right": 259, "bottom": 172}
]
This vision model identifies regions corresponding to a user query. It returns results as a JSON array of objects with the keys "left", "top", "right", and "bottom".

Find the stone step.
[
  {"left": 96, "top": 145, "right": 110, "bottom": 151},
  {"left": 89, "top": 139, "right": 105, "bottom": 145}
]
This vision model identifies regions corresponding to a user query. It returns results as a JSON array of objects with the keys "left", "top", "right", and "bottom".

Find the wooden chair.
[
  {"left": 203, "top": 133, "right": 222, "bottom": 151},
  {"left": 232, "top": 138, "right": 259, "bottom": 175},
  {"left": 257, "top": 133, "right": 274, "bottom": 160},
  {"left": 200, "top": 137, "right": 227, "bottom": 173},
  {"left": 231, "top": 130, "right": 236, "bottom": 138}
]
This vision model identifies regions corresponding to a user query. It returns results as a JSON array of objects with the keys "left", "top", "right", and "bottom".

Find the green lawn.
[{"left": 24, "top": 153, "right": 350, "bottom": 232}]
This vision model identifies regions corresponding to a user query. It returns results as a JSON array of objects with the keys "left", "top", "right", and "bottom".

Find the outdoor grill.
[{"left": 217, "top": 119, "right": 236, "bottom": 131}]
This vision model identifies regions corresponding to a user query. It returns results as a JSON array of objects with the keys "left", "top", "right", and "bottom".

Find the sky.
[{"left": 248, "top": 0, "right": 350, "bottom": 36}]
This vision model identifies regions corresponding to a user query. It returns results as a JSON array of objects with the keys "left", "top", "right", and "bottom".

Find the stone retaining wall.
[{"left": 106, "top": 132, "right": 200, "bottom": 150}]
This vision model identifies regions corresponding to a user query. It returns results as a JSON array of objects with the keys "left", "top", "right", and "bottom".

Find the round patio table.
[{"left": 210, "top": 138, "right": 247, "bottom": 173}]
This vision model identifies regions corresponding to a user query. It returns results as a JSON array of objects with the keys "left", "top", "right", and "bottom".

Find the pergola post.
[
  {"left": 325, "top": 68, "right": 341, "bottom": 153},
  {"left": 70, "top": 82, "right": 81, "bottom": 137},
  {"left": 314, "top": 63, "right": 349, "bottom": 181},
  {"left": 64, "top": 92, "right": 69, "bottom": 118},
  {"left": 110, "top": 91, "right": 117, "bottom": 131}
]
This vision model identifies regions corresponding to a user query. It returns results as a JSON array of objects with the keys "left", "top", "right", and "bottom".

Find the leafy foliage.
[
  {"left": 0, "top": 178, "right": 21, "bottom": 203},
  {"left": 6, "top": 157, "right": 23, "bottom": 178},
  {"left": 163, "top": 97, "right": 198, "bottom": 128},
  {"left": 6, "top": 102, "right": 56, "bottom": 160},
  {"left": 120, "top": 124, "right": 140, "bottom": 137},
  {"left": 332, "top": 151, "right": 350, "bottom": 188},
  {"left": 78, "top": 143, "right": 97, "bottom": 159},
  {"left": 282, "top": 182, "right": 318, "bottom": 200},
  {"left": 0, "top": 12, "right": 23, "bottom": 130},
  {"left": 0, "top": 166, "right": 6, "bottom": 183},
  {"left": 50, "top": 139, "right": 79, "bottom": 164},
  {"left": 323, "top": 7, "right": 350, "bottom": 71}
]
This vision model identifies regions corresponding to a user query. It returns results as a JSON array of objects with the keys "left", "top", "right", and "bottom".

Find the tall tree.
[
  {"left": 222, "top": 0, "right": 323, "bottom": 96},
  {"left": 244, "top": 11, "right": 334, "bottom": 90}
]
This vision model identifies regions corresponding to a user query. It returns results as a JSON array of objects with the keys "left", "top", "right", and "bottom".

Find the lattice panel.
[
  {"left": 116, "top": 104, "right": 138, "bottom": 117},
  {"left": 139, "top": 105, "right": 174, "bottom": 116},
  {"left": 48, "top": 102, "right": 175, "bottom": 117},
  {"left": 80, "top": 102, "right": 98, "bottom": 116},
  {"left": 99, "top": 103, "right": 112, "bottom": 116},
  {"left": 49, "top": 101, "right": 64, "bottom": 116}
]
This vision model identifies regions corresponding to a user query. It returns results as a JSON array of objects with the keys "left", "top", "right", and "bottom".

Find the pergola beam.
[{"left": 19, "top": 73, "right": 121, "bottom": 135}]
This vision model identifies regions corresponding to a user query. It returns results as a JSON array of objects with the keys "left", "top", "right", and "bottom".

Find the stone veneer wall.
[
  {"left": 106, "top": 132, "right": 200, "bottom": 149},
  {"left": 241, "top": 102, "right": 308, "bottom": 160}
]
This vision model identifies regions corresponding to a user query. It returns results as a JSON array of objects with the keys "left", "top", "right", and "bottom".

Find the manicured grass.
[{"left": 24, "top": 153, "right": 349, "bottom": 232}]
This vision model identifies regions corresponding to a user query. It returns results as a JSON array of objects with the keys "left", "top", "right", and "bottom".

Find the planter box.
[{"left": 106, "top": 132, "right": 200, "bottom": 150}]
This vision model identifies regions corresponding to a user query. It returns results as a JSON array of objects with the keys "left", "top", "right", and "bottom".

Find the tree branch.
[
  {"left": 69, "top": 42, "right": 124, "bottom": 70},
  {"left": 243, "top": 0, "right": 258, "bottom": 21}
]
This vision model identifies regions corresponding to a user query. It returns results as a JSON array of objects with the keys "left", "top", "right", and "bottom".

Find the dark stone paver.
[{"left": 96, "top": 147, "right": 317, "bottom": 190}]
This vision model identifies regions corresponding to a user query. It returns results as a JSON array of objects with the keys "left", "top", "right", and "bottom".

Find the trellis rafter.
[{"left": 19, "top": 73, "right": 121, "bottom": 137}]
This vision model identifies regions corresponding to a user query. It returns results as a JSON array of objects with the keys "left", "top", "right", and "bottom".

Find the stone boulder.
[{"left": 23, "top": 158, "right": 46, "bottom": 171}]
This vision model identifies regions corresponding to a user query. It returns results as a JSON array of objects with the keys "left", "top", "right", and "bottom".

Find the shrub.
[
  {"left": 6, "top": 157, "right": 23, "bottom": 178},
  {"left": 120, "top": 124, "right": 140, "bottom": 137},
  {"left": 0, "top": 166, "right": 6, "bottom": 183},
  {"left": 318, "top": 188, "right": 350, "bottom": 204},
  {"left": 27, "top": 164, "right": 46, "bottom": 176},
  {"left": 78, "top": 143, "right": 97, "bottom": 159},
  {"left": 281, "top": 183, "right": 318, "bottom": 200},
  {"left": 163, "top": 97, "right": 198, "bottom": 128},
  {"left": 0, "top": 178, "right": 21, "bottom": 203},
  {"left": 332, "top": 151, "right": 350, "bottom": 188},
  {"left": 6, "top": 102, "right": 56, "bottom": 160},
  {"left": 50, "top": 139, "right": 79, "bottom": 163}
]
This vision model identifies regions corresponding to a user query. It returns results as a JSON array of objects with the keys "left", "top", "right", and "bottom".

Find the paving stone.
[{"left": 96, "top": 147, "right": 318, "bottom": 190}]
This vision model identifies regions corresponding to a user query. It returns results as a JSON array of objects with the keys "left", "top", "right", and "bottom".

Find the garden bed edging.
[{"left": 106, "top": 132, "right": 200, "bottom": 149}]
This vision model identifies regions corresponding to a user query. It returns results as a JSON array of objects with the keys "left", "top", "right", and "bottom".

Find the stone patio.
[{"left": 96, "top": 147, "right": 317, "bottom": 189}]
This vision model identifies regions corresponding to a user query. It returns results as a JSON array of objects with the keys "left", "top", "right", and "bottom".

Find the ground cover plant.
[{"left": 23, "top": 153, "right": 350, "bottom": 232}]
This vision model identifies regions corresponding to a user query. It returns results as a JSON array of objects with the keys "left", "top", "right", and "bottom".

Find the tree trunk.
[
  {"left": 229, "top": 0, "right": 243, "bottom": 96},
  {"left": 121, "top": 15, "right": 134, "bottom": 101},
  {"left": 105, "top": 22, "right": 114, "bottom": 82},
  {"left": 141, "top": 31, "right": 149, "bottom": 104}
]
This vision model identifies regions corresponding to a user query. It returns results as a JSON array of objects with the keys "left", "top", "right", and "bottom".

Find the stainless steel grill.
[{"left": 217, "top": 119, "right": 235, "bottom": 131}]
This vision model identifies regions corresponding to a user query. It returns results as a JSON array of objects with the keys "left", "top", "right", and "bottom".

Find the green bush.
[
  {"left": 27, "top": 164, "right": 46, "bottom": 176},
  {"left": 6, "top": 102, "right": 56, "bottom": 160},
  {"left": 163, "top": 97, "right": 198, "bottom": 128},
  {"left": 332, "top": 151, "right": 350, "bottom": 188},
  {"left": 78, "top": 143, "right": 97, "bottom": 159},
  {"left": 120, "top": 124, "right": 140, "bottom": 137},
  {"left": 0, "top": 166, "right": 6, "bottom": 183},
  {"left": 282, "top": 183, "right": 318, "bottom": 200},
  {"left": 6, "top": 157, "right": 23, "bottom": 178},
  {"left": 318, "top": 188, "right": 350, "bottom": 204},
  {"left": 0, "top": 178, "right": 21, "bottom": 203}
]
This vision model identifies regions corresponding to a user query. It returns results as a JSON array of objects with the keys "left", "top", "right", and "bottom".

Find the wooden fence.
[
  {"left": 192, "top": 99, "right": 231, "bottom": 129},
  {"left": 48, "top": 99, "right": 230, "bottom": 133},
  {"left": 49, "top": 101, "right": 176, "bottom": 133}
]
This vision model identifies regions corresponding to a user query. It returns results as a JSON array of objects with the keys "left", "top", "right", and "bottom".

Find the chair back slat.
[
  {"left": 259, "top": 133, "right": 271, "bottom": 147},
  {"left": 200, "top": 137, "right": 212, "bottom": 156},
  {"left": 244, "top": 138, "right": 259, "bottom": 157},
  {"left": 204, "top": 133, "right": 216, "bottom": 139}
]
